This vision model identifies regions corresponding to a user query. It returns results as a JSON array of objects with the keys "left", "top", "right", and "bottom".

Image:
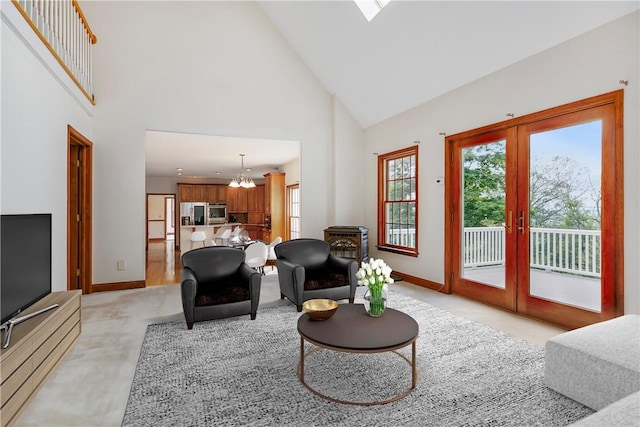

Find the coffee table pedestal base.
[{"left": 297, "top": 337, "right": 418, "bottom": 406}]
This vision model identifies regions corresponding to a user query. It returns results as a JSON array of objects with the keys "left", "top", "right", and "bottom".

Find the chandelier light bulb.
[{"left": 229, "top": 154, "right": 255, "bottom": 188}]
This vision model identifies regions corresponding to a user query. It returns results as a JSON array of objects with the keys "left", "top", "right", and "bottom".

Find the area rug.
[{"left": 122, "top": 292, "right": 593, "bottom": 426}]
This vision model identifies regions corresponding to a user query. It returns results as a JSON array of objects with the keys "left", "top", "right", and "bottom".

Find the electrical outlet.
[{"left": 117, "top": 260, "right": 126, "bottom": 271}]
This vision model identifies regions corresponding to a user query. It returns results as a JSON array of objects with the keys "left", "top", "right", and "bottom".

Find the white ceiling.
[
  {"left": 259, "top": 0, "right": 638, "bottom": 128},
  {"left": 145, "top": 130, "right": 300, "bottom": 180},
  {"left": 146, "top": 1, "right": 639, "bottom": 180}
]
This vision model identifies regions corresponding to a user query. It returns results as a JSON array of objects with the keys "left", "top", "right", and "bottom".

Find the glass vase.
[{"left": 364, "top": 287, "right": 387, "bottom": 317}]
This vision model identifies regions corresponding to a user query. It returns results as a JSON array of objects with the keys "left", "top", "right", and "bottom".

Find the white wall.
[
  {"left": 145, "top": 176, "right": 179, "bottom": 195},
  {"left": 364, "top": 12, "right": 640, "bottom": 313},
  {"left": 333, "top": 96, "right": 365, "bottom": 226},
  {"left": 282, "top": 158, "right": 300, "bottom": 186},
  {"left": 1, "top": 10, "right": 93, "bottom": 292},
  {"left": 82, "top": 1, "right": 360, "bottom": 283}
]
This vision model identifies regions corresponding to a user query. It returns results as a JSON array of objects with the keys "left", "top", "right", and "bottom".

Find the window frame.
[
  {"left": 377, "top": 145, "right": 419, "bottom": 257},
  {"left": 286, "top": 183, "right": 300, "bottom": 240}
]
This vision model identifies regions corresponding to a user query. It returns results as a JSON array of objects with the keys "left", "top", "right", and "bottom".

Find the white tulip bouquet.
[{"left": 355, "top": 258, "right": 394, "bottom": 316}]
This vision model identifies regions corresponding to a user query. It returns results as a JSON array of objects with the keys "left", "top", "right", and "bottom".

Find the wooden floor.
[{"left": 146, "top": 239, "right": 182, "bottom": 286}]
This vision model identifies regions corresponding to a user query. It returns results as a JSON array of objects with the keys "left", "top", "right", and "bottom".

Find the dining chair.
[
  {"left": 189, "top": 231, "right": 207, "bottom": 250},
  {"left": 244, "top": 241, "right": 268, "bottom": 275},
  {"left": 214, "top": 228, "right": 232, "bottom": 246}
]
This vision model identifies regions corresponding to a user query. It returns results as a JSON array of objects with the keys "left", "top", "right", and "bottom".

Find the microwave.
[{"left": 208, "top": 203, "right": 227, "bottom": 224}]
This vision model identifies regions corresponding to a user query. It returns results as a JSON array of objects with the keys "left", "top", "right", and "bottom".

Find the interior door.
[
  {"left": 67, "top": 125, "right": 93, "bottom": 294},
  {"left": 68, "top": 143, "right": 82, "bottom": 290}
]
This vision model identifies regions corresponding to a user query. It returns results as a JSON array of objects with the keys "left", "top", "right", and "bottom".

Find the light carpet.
[{"left": 122, "top": 291, "right": 593, "bottom": 426}]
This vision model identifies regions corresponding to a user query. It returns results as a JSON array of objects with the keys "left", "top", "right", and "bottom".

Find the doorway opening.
[{"left": 146, "top": 193, "right": 180, "bottom": 286}]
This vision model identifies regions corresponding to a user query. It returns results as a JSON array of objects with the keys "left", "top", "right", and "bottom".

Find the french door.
[{"left": 446, "top": 91, "right": 624, "bottom": 329}]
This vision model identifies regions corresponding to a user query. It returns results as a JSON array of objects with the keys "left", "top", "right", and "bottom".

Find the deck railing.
[
  {"left": 461, "top": 226, "right": 601, "bottom": 278},
  {"left": 12, "top": 0, "right": 97, "bottom": 103},
  {"left": 529, "top": 228, "right": 601, "bottom": 277},
  {"left": 386, "top": 226, "right": 416, "bottom": 248},
  {"left": 386, "top": 225, "right": 601, "bottom": 277},
  {"left": 463, "top": 226, "right": 505, "bottom": 267}
]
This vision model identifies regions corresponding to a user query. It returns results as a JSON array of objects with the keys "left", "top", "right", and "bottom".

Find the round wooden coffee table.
[{"left": 297, "top": 303, "right": 419, "bottom": 406}]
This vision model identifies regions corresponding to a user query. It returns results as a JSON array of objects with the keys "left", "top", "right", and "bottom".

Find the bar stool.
[
  {"left": 214, "top": 228, "right": 232, "bottom": 246},
  {"left": 189, "top": 231, "right": 207, "bottom": 250}
]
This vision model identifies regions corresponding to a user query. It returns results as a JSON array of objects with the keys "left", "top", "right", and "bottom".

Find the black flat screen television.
[{"left": 1, "top": 214, "right": 52, "bottom": 324}]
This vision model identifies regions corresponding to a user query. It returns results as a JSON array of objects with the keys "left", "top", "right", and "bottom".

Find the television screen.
[{"left": 1, "top": 214, "right": 52, "bottom": 324}]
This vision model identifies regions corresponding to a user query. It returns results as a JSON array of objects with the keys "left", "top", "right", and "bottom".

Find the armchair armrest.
[
  {"left": 276, "top": 258, "right": 305, "bottom": 302},
  {"left": 180, "top": 267, "right": 198, "bottom": 329},
  {"left": 238, "top": 263, "right": 261, "bottom": 301}
]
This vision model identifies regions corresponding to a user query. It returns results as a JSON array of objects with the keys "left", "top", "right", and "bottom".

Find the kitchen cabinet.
[
  {"left": 192, "top": 185, "right": 206, "bottom": 202},
  {"left": 236, "top": 188, "right": 248, "bottom": 212},
  {"left": 248, "top": 212, "right": 264, "bottom": 225},
  {"left": 247, "top": 185, "right": 264, "bottom": 212},
  {"left": 227, "top": 187, "right": 248, "bottom": 212},
  {"left": 244, "top": 225, "right": 261, "bottom": 240},
  {"left": 264, "top": 172, "right": 285, "bottom": 241},
  {"left": 178, "top": 184, "right": 207, "bottom": 202},
  {"left": 226, "top": 187, "right": 237, "bottom": 212},
  {"left": 261, "top": 228, "right": 271, "bottom": 243},
  {"left": 216, "top": 186, "right": 227, "bottom": 203},
  {"left": 178, "top": 184, "right": 194, "bottom": 202},
  {"left": 206, "top": 185, "right": 227, "bottom": 203}
]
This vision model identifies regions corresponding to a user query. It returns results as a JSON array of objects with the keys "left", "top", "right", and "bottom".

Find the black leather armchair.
[
  {"left": 181, "top": 246, "right": 261, "bottom": 329},
  {"left": 274, "top": 238, "right": 357, "bottom": 312}
]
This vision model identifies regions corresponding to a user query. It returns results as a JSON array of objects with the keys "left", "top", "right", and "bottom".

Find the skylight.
[{"left": 354, "top": 0, "right": 390, "bottom": 22}]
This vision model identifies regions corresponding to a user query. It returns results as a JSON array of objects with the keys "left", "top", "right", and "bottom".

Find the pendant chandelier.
[{"left": 228, "top": 154, "right": 256, "bottom": 188}]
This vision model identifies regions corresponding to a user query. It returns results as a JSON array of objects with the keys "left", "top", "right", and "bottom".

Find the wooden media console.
[{"left": 0, "top": 291, "right": 81, "bottom": 426}]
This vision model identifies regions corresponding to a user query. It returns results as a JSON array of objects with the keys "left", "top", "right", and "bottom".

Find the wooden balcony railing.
[{"left": 12, "top": 0, "right": 97, "bottom": 104}]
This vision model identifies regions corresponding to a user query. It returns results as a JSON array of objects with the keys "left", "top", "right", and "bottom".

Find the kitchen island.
[{"left": 179, "top": 223, "right": 265, "bottom": 256}]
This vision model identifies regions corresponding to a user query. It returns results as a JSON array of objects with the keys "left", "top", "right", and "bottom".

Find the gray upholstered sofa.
[{"left": 545, "top": 314, "right": 640, "bottom": 425}]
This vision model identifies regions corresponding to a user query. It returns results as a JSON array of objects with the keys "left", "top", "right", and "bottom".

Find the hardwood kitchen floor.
[{"left": 145, "top": 239, "right": 182, "bottom": 286}]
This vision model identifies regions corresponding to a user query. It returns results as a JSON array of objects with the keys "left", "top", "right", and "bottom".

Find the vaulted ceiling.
[
  {"left": 146, "top": 1, "right": 639, "bottom": 180},
  {"left": 259, "top": 1, "right": 638, "bottom": 128}
]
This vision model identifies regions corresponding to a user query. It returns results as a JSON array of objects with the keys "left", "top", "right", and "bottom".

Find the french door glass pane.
[
  {"left": 461, "top": 140, "right": 506, "bottom": 289},
  {"left": 528, "top": 121, "right": 602, "bottom": 312}
]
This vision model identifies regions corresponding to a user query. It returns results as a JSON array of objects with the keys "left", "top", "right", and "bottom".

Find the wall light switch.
[{"left": 117, "top": 260, "right": 126, "bottom": 271}]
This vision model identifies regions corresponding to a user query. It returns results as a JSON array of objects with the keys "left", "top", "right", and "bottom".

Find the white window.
[{"left": 354, "top": 0, "right": 391, "bottom": 22}]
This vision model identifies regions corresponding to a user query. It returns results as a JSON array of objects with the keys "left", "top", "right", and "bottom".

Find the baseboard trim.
[
  {"left": 91, "top": 281, "right": 145, "bottom": 292},
  {"left": 393, "top": 271, "right": 448, "bottom": 293}
]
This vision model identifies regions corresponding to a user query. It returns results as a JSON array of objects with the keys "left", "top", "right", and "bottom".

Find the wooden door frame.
[
  {"left": 67, "top": 125, "right": 93, "bottom": 294},
  {"left": 445, "top": 90, "right": 624, "bottom": 328},
  {"left": 164, "top": 195, "right": 175, "bottom": 239},
  {"left": 448, "top": 128, "right": 517, "bottom": 311},
  {"left": 515, "top": 102, "right": 623, "bottom": 327},
  {"left": 285, "top": 182, "right": 299, "bottom": 240},
  {"left": 145, "top": 193, "right": 177, "bottom": 251}
]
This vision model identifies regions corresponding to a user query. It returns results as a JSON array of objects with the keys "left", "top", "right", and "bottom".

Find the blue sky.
[
  {"left": 530, "top": 120, "right": 602, "bottom": 214},
  {"left": 530, "top": 120, "right": 602, "bottom": 176}
]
